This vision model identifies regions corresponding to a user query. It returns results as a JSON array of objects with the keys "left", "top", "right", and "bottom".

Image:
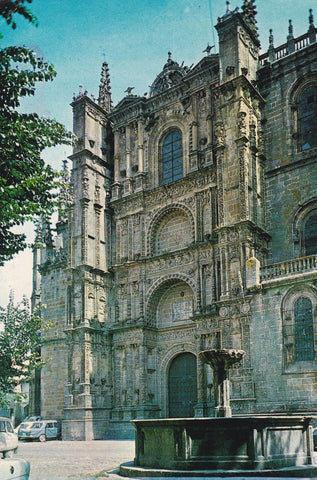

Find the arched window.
[
  {"left": 303, "top": 210, "right": 317, "bottom": 255},
  {"left": 282, "top": 287, "right": 317, "bottom": 369},
  {"left": 299, "top": 86, "right": 317, "bottom": 150},
  {"left": 294, "top": 297, "right": 314, "bottom": 361},
  {"left": 161, "top": 129, "right": 183, "bottom": 184},
  {"left": 293, "top": 201, "right": 317, "bottom": 257}
]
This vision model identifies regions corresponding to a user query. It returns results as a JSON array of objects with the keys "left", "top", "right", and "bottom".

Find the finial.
[
  {"left": 42, "top": 215, "right": 53, "bottom": 248},
  {"left": 168, "top": 51, "right": 172, "bottom": 60},
  {"left": 226, "top": 1, "right": 230, "bottom": 13},
  {"left": 268, "top": 29, "right": 275, "bottom": 62},
  {"left": 98, "top": 59, "right": 112, "bottom": 112},
  {"left": 309, "top": 8, "right": 314, "bottom": 27},
  {"left": 34, "top": 218, "right": 44, "bottom": 244},
  {"left": 287, "top": 19, "right": 295, "bottom": 52}
]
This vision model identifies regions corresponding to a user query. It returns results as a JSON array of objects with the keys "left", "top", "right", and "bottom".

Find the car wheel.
[
  {"left": 39, "top": 434, "right": 46, "bottom": 442},
  {"left": 3, "top": 450, "right": 14, "bottom": 458}
]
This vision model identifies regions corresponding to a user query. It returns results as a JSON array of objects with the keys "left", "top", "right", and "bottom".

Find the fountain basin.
[{"left": 128, "top": 416, "right": 316, "bottom": 472}]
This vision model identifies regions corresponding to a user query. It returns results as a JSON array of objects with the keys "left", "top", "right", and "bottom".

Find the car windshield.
[
  {"left": 19, "top": 423, "right": 28, "bottom": 429},
  {"left": 0, "top": 420, "right": 13, "bottom": 433},
  {"left": 6, "top": 422, "right": 13, "bottom": 433}
]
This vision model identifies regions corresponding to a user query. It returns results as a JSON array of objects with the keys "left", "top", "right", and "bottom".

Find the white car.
[
  {"left": 14, "top": 416, "right": 41, "bottom": 435},
  {"left": 0, "top": 458, "right": 30, "bottom": 479},
  {"left": 0, "top": 417, "right": 30, "bottom": 479},
  {"left": 0, "top": 418, "right": 18, "bottom": 458}
]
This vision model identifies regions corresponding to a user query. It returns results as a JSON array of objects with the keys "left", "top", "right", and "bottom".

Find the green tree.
[
  {"left": 0, "top": 293, "right": 49, "bottom": 407},
  {"left": 0, "top": 0, "right": 72, "bottom": 265},
  {"left": 0, "top": 0, "right": 38, "bottom": 35}
]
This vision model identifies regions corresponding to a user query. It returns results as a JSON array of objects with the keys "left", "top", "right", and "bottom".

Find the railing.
[
  {"left": 260, "top": 255, "right": 317, "bottom": 282},
  {"left": 259, "top": 29, "right": 317, "bottom": 66}
]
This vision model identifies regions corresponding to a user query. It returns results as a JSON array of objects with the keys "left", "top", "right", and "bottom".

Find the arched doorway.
[{"left": 168, "top": 353, "right": 197, "bottom": 418}]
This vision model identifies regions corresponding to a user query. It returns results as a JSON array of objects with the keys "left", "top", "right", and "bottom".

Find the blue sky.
[{"left": 0, "top": 0, "right": 314, "bottom": 306}]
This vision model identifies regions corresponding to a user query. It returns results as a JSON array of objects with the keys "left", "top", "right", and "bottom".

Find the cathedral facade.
[{"left": 30, "top": 1, "right": 317, "bottom": 440}]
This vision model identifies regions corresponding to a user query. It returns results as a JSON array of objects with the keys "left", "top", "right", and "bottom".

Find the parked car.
[
  {"left": 0, "top": 457, "right": 30, "bottom": 479},
  {"left": 14, "top": 416, "right": 41, "bottom": 435},
  {"left": 0, "top": 417, "right": 18, "bottom": 458},
  {"left": 18, "top": 420, "right": 60, "bottom": 442}
]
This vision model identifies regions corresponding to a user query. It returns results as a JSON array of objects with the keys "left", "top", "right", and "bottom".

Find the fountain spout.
[{"left": 199, "top": 348, "right": 245, "bottom": 417}]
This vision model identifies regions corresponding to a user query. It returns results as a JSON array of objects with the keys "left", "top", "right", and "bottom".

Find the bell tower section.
[
  {"left": 62, "top": 63, "right": 115, "bottom": 440},
  {"left": 213, "top": 1, "right": 269, "bottom": 299}
]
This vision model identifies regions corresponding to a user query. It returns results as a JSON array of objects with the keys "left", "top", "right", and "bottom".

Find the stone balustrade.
[
  {"left": 261, "top": 255, "right": 317, "bottom": 282},
  {"left": 259, "top": 29, "right": 317, "bottom": 66}
]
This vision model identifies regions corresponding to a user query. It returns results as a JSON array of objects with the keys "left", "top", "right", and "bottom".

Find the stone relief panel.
[
  {"left": 156, "top": 282, "right": 194, "bottom": 328},
  {"left": 155, "top": 212, "right": 192, "bottom": 255},
  {"left": 147, "top": 204, "right": 195, "bottom": 256}
]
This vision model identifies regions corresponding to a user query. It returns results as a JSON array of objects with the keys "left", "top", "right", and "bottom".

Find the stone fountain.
[
  {"left": 120, "top": 348, "right": 317, "bottom": 477},
  {"left": 199, "top": 348, "right": 245, "bottom": 418}
]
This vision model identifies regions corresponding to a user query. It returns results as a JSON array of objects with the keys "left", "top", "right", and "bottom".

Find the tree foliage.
[
  {"left": 0, "top": 0, "right": 38, "bottom": 36},
  {"left": 0, "top": 0, "right": 73, "bottom": 265},
  {"left": 0, "top": 293, "right": 49, "bottom": 407}
]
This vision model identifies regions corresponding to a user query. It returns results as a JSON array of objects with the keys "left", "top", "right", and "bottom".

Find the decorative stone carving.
[
  {"left": 237, "top": 111, "right": 248, "bottom": 137},
  {"left": 215, "top": 122, "right": 225, "bottom": 147},
  {"left": 82, "top": 167, "right": 89, "bottom": 197}
]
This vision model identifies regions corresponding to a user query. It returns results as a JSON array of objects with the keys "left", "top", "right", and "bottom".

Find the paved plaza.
[
  {"left": 13, "top": 439, "right": 316, "bottom": 480},
  {"left": 15, "top": 440, "right": 134, "bottom": 480}
]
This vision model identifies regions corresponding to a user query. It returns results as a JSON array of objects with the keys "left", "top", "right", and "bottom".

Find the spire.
[
  {"left": 35, "top": 215, "right": 53, "bottom": 248},
  {"left": 241, "top": 0, "right": 258, "bottom": 38},
  {"left": 98, "top": 61, "right": 112, "bottom": 113}
]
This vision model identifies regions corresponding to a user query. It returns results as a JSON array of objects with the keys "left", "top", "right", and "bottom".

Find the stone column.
[
  {"left": 94, "top": 204, "right": 101, "bottom": 269},
  {"left": 206, "top": 87, "right": 213, "bottom": 145},
  {"left": 80, "top": 198, "right": 89, "bottom": 264},
  {"left": 126, "top": 125, "right": 132, "bottom": 178},
  {"left": 137, "top": 119, "right": 144, "bottom": 173},
  {"left": 113, "top": 130, "right": 120, "bottom": 182},
  {"left": 191, "top": 121, "right": 198, "bottom": 151}
]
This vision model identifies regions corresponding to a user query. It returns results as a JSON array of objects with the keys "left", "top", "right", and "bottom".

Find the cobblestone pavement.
[{"left": 15, "top": 440, "right": 135, "bottom": 480}]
